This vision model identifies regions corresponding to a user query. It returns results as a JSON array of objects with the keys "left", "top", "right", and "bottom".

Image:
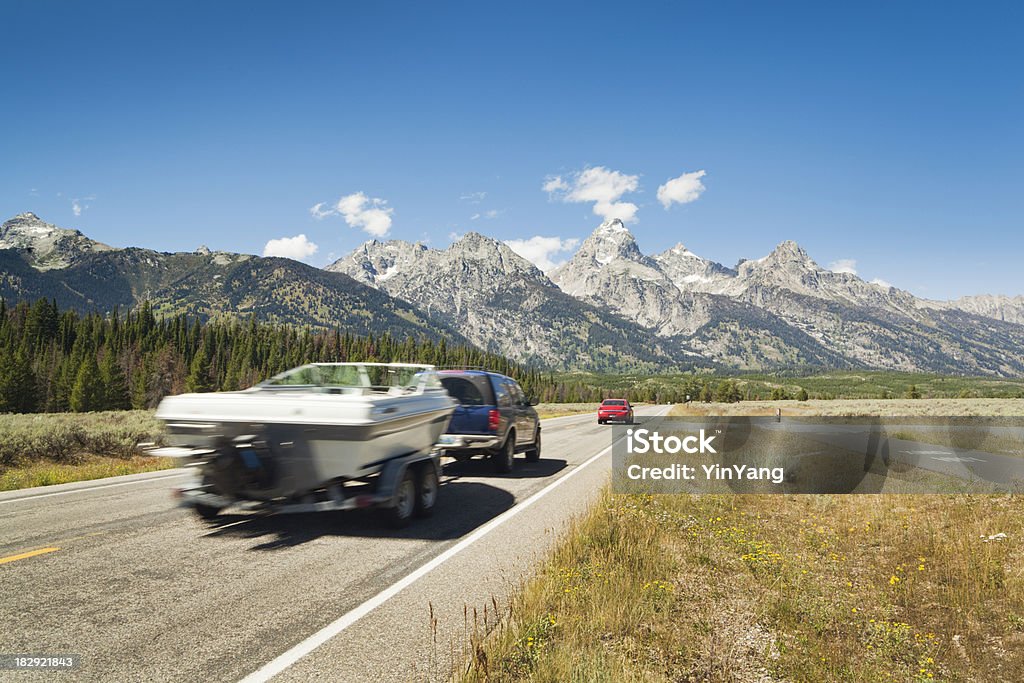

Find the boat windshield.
[{"left": 259, "top": 363, "right": 440, "bottom": 393}]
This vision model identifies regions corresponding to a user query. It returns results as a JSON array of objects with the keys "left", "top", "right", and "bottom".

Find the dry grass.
[
  {"left": 671, "top": 398, "right": 1024, "bottom": 417},
  {"left": 535, "top": 403, "right": 601, "bottom": 420},
  {"left": 461, "top": 491, "right": 1024, "bottom": 682},
  {"left": 461, "top": 399, "right": 1024, "bottom": 682}
]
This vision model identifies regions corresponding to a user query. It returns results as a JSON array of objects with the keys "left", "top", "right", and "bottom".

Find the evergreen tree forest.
[{"left": 0, "top": 298, "right": 688, "bottom": 414}]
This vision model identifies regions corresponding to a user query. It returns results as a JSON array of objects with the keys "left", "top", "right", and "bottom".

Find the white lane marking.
[
  {"left": 0, "top": 471, "right": 191, "bottom": 505},
  {"left": 238, "top": 405, "right": 670, "bottom": 682},
  {"left": 929, "top": 456, "right": 987, "bottom": 463}
]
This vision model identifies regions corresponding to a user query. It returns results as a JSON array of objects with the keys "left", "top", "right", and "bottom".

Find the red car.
[{"left": 598, "top": 398, "right": 634, "bottom": 424}]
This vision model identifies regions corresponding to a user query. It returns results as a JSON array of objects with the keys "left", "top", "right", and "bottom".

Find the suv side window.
[
  {"left": 507, "top": 380, "right": 526, "bottom": 405},
  {"left": 492, "top": 377, "right": 512, "bottom": 408}
]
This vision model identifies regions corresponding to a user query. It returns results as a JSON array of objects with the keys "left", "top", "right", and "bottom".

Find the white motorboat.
[{"left": 153, "top": 363, "right": 456, "bottom": 510}]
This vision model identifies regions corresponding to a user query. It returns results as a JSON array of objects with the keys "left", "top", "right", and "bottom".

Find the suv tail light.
[{"left": 488, "top": 409, "right": 500, "bottom": 432}]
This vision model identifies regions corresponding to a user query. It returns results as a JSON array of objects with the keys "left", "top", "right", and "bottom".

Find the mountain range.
[{"left": 3, "top": 212, "right": 1024, "bottom": 375}]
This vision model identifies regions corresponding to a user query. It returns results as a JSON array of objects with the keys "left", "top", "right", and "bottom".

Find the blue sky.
[{"left": 2, "top": 1, "right": 1022, "bottom": 299}]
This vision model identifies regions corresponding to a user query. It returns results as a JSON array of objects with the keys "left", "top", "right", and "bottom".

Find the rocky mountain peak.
[
  {"left": 595, "top": 217, "right": 628, "bottom": 234},
  {"left": 0, "top": 213, "right": 114, "bottom": 270},
  {"left": 768, "top": 239, "right": 812, "bottom": 262},
  {"left": 572, "top": 218, "right": 645, "bottom": 266},
  {"left": 450, "top": 232, "right": 546, "bottom": 279},
  {"left": 653, "top": 241, "right": 736, "bottom": 291}
]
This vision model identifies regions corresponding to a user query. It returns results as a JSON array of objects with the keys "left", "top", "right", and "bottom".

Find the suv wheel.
[
  {"left": 525, "top": 428, "right": 541, "bottom": 462},
  {"left": 493, "top": 434, "right": 515, "bottom": 473}
]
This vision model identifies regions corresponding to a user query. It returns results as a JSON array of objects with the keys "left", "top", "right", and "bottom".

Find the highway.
[{"left": 0, "top": 405, "right": 670, "bottom": 682}]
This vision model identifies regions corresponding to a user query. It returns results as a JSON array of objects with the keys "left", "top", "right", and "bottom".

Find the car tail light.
[{"left": 488, "top": 409, "right": 500, "bottom": 432}]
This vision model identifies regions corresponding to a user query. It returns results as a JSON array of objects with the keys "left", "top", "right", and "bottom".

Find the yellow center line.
[{"left": 0, "top": 547, "right": 60, "bottom": 565}]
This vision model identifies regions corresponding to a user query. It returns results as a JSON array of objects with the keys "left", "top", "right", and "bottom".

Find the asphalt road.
[
  {"left": 756, "top": 419, "right": 1024, "bottom": 489},
  {"left": 0, "top": 405, "right": 670, "bottom": 682}
]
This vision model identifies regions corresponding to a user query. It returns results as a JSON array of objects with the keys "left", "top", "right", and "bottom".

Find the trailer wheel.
[
  {"left": 193, "top": 503, "right": 222, "bottom": 520},
  {"left": 416, "top": 464, "right": 439, "bottom": 517},
  {"left": 385, "top": 468, "right": 417, "bottom": 527},
  {"left": 493, "top": 434, "right": 515, "bottom": 473},
  {"left": 525, "top": 428, "right": 541, "bottom": 462}
]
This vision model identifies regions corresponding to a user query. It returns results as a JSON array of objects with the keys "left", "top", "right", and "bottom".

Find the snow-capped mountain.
[
  {"left": 328, "top": 232, "right": 684, "bottom": 370},
  {"left": 327, "top": 219, "right": 1024, "bottom": 374},
  {"left": 542, "top": 222, "right": 1024, "bottom": 374},
  {"left": 3, "top": 212, "right": 1023, "bottom": 374},
  {"left": 549, "top": 219, "right": 704, "bottom": 336},
  {"left": 653, "top": 242, "right": 735, "bottom": 290}
]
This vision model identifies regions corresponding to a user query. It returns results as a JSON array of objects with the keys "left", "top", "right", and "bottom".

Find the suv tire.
[
  {"left": 493, "top": 434, "right": 515, "bottom": 473},
  {"left": 525, "top": 428, "right": 541, "bottom": 462}
]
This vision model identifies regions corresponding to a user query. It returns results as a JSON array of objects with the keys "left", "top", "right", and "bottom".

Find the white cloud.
[
  {"left": 310, "top": 192, "right": 394, "bottom": 237},
  {"left": 828, "top": 259, "right": 858, "bottom": 275},
  {"left": 871, "top": 278, "right": 893, "bottom": 288},
  {"left": 262, "top": 234, "right": 319, "bottom": 261},
  {"left": 657, "top": 170, "right": 707, "bottom": 208},
  {"left": 542, "top": 176, "right": 569, "bottom": 193},
  {"left": 460, "top": 191, "right": 487, "bottom": 203},
  {"left": 336, "top": 192, "right": 393, "bottom": 237},
  {"left": 471, "top": 209, "right": 500, "bottom": 221},
  {"left": 543, "top": 166, "right": 640, "bottom": 223},
  {"left": 71, "top": 195, "right": 95, "bottom": 217},
  {"left": 448, "top": 231, "right": 463, "bottom": 242},
  {"left": 504, "top": 236, "right": 580, "bottom": 273},
  {"left": 309, "top": 202, "right": 333, "bottom": 220}
]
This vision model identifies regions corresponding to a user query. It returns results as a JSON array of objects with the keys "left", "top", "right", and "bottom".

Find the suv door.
[
  {"left": 507, "top": 379, "right": 538, "bottom": 447},
  {"left": 491, "top": 376, "right": 513, "bottom": 440}
]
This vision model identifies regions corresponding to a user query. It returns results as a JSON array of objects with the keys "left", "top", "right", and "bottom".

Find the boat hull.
[{"left": 157, "top": 391, "right": 455, "bottom": 499}]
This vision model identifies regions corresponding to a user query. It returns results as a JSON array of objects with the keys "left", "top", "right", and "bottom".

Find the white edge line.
[
  {"left": 238, "top": 405, "right": 670, "bottom": 682},
  {"left": 0, "top": 470, "right": 191, "bottom": 505}
]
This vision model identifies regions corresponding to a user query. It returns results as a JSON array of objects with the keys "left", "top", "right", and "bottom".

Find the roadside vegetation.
[
  {"left": 462, "top": 399, "right": 1024, "bottom": 682},
  {"left": 533, "top": 403, "right": 600, "bottom": 419},
  {"left": 670, "top": 398, "right": 1024, "bottom": 417},
  {"left": 557, "top": 370, "right": 1024, "bottom": 404},
  {"left": 462, "top": 491, "right": 1024, "bottom": 682},
  {"left": 0, "top": 410, "right": 171, "bottom": 491}
]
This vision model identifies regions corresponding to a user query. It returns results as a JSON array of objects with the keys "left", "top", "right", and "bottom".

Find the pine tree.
[
  {"left": 131, "top": 361, "right": 150, "bottom": 409},
  {"left": 186, "top": 343, "right": 214, "bottom": 393},
  {"left": 0, "top": 344, "right": 38, "bottom": 413},
  {"left": 715, "top": 379, "right": 742, "bottom": 403},
  {"left": 70, "top": 354, "right": 105, "bottom": 412},
  {"left": 101, "top": 350, "right": 130, "bottom": 410}
]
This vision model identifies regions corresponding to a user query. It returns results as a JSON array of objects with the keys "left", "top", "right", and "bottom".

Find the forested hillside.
[{"left": 0, "top": 298, "right": 689, "bottom": 414}]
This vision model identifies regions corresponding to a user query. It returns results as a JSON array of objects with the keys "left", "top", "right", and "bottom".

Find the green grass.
[{"left": 0, "top": 455, "right": 177, "bottom": 491}]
